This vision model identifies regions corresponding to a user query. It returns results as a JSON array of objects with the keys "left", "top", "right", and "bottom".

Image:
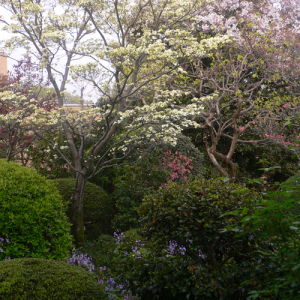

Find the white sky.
[{"left": 0, "top": 7, "right": 98, "bottom": 103}]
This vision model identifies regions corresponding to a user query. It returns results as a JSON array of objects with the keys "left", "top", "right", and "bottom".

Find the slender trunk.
[{"left": 71, "top": 173, "right": 86, "bottom": 247}]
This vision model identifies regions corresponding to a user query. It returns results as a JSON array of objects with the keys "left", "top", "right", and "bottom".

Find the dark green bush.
[
  {"left": 275, "top": 174, "right": 300, "bottom": 215},
  {"left": 74, "top": 234, "right": 117, "bottom": 272},
  {"left": 0, "top": 258, "right": 106, "bottom": 299},
  {"left": 112, "top": 142, "right": 204, "bottom": 232},
  {"left": 113, "top": 179, "right": 267, "bottom": 299},
  {"left": 53, "top": 178, "right": 115, "bottom": 240},
  {"left": 0, "top": 159, "right": 73, "bottom": 260},
  {"left": 235, "top": 181, "right": 300, "bottom": 299},
  {"left": 112, "top": 151, "right": 169, "bottom": 231}
]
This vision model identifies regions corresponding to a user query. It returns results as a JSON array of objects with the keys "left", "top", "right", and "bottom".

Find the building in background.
[{"left": 0, "top": 53, "right": 8, "bottom": 76}]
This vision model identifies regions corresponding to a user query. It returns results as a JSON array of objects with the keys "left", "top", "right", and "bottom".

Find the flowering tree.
[
  {"left": 0, "top": 56, "right": 56, "bottom": 162},
  {"left": 165, "top": 0, "right": 300, "bottom": 181},
  {"left": 0, "top": 0, "right": 230, "bottom": 245}
]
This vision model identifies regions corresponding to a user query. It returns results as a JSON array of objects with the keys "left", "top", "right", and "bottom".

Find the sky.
[{"left": 0, "top": 6, "right": 98, "bottom": 103}]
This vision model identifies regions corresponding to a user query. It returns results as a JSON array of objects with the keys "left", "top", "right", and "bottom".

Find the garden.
[{"left": 0, "top": 0, "right": 300, "bottom": 299}]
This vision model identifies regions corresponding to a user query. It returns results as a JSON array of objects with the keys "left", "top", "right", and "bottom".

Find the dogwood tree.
[
  {"left": 0, "top": 0, "right": 231, "bottom": 244},
  {"left": 165, "top": 0, "right": 300, "bottom": 180}
]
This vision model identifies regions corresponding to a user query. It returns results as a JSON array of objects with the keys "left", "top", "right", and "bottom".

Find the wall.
[{"left": 0, "top": 54, "right": 8, "bottom": 76}]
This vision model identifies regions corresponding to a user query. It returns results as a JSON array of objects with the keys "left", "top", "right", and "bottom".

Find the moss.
[
  {"left": 0, "top": 258, "right": 106, "bottom": 299},
  {"left": 0, "top": 159, "right": 73, "bottom": 260},
  {"left": 53, "top": 178, "right": 115, "bottom": 241}
]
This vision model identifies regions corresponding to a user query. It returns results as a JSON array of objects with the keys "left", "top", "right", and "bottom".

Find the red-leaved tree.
[{"left": 0, "top": 55, "right": 57, "bottom": 163}]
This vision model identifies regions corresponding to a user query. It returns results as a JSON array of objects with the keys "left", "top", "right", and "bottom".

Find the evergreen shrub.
[
  {"left": 53, "top": 178, "right": 115, "bottom": 240},
  {"left": 275, "top": 174, "right": 300, "bottom": 215},
  {"left": 0, "top": 258, "right": 105, "bottom": 299},
  {"left": 112, "top": 139, "right": 204, "bottom": 232},
  {"left": 114, "top": 179, "right": 267, "bottom": 299},
  {"left": 0, "top": 159, "right": 73, "bottom": 260}
]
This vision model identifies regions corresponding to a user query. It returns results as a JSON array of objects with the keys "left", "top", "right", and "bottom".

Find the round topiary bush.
[
  {"left": 53, "top": 178, "right": 115, "bottom": 241},
  {"left": 113, "top": 179, "right": 267, "bottom": 299},
  {"left": 0, "top": 258, "right": 105, "bottom": 299},
  {"left": 0, "top": 159, "right": 73, "bottom": 260}
]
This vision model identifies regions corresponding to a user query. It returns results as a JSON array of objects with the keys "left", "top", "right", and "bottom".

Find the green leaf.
[
  {"left": 292, "top": 265, "right": 300, "bottom": 271},
  {"left": 240, "top": 207, "right": 249, "bottom": 217}
]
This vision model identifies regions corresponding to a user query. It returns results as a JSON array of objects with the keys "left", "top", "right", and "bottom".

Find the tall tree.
[
  {"left": 0, "top": 55, "right": 56, "bottom": 162},
  {"left": 0, "top": 0, "right": 229, "bottom": 245},
  {"left": 166, "top": 0, "right": 300, "bottom": 180}
]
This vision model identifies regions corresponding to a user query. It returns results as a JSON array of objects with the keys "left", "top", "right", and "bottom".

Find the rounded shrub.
[
  {"left": 114, "top": 179, "right": 267, "bottom": 299},
  {"left": 0, "top": 159, "right": 73, "bottom": 260},
  {"left": 53, "top": 178, "right": 115, "bottom": 240},
  {"left": 0, "top": 258, "right": 105, "bottom": 299}
]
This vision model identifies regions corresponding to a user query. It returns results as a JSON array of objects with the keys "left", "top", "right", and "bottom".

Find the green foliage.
[
  {"left": 233, "top": 143, "right": 299, "bottom": 185},
  {"left": 53, "top": 178, "right": 115, "bottom": 240},
  {"left": 275, "top": 174, "right": 300, "bottom": 215},
  {"left": 112, "top": 151, "right": 169, "bottom": 231},
  {"left": 0, "top": 258, "right": 106, "bottom": 299},
  {"left": 74, "top": 234, "right": 117, "bottom": 272},
  {"left": 112, "top": 141, "right": 204, "bottom": 232},
  {"left": 0, "top": 159, "right": 73, "bottom": 260},
  {"left": 231, "top": 180, "right": 300, "bottom": 299},
  {"left": 113, "top": 179, "right": 266, "bottom": 299},
  {"left": 28, "top": 128, "right": 73, "bottom": 180}
]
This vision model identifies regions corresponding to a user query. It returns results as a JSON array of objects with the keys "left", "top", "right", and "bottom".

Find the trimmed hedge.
[
  {"left": 0, "top": 159, "right": 73, "bottom": 260},
  {"left": 53, "top": 178, "right": 115, "bottom": 241},
  {"left": 0, "top": 258, "right": 106, "bottom": 299}
]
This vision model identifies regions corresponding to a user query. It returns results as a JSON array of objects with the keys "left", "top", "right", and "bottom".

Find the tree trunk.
[{"left": 71, "top": 173, "right": 86, "bottom": 247}]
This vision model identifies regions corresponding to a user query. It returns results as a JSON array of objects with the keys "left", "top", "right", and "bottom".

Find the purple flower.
[
  {"left": 198, "top": 249, "right": 206, "bottom": 260},
  {"left": 67, "top": 253, "right": 95, "bottom": 273},
  {"left": 107, "top": 278, "right": 115, "bottom": 285},
  {"left": 114, "top": 231, "right": 125, "bottom": 244},
  {"left": 166, "top": 240, "right": 177, "bottom": 255},
  {"left": 178, "top": 245, "right": 186, "bottom": 256}
]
